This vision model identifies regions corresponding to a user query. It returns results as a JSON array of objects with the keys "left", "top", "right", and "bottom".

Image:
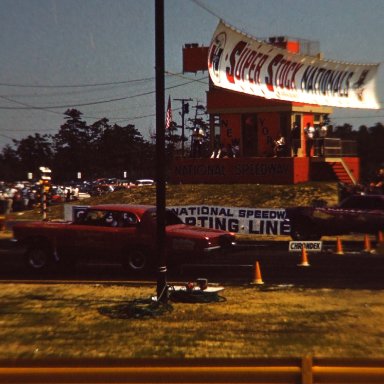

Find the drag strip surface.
[{"left": 0, "top": 238, "right": 383, "bottom": 289}]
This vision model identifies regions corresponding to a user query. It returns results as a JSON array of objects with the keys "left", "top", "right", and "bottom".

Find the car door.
[
  {"left": 311, "top": 206, "right": 346, "bottom": 235},
  {"left": 72, "top": 209, "right": 121, "bottom": 262},
  {"left": 113, "top": 211, "right": 142, "bottom": 257}
]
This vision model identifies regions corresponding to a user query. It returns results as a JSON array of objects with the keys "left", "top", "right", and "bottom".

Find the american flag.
[{"left": 165, "top": 95, "right": 172, "bottom": 129}]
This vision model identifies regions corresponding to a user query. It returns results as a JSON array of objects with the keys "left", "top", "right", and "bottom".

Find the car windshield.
[{"left": 77, "top": 209, "right": 139, "bottom": 227}]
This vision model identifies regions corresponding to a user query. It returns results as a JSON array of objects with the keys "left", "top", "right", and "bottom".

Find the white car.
[{"left": 135, "top": 179, "right": 155, "bottom": 186}]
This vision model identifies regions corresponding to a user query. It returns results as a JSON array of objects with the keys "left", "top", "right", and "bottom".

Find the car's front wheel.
[{"left": 123, "top": 248, "right": 150, "bottom": 273}]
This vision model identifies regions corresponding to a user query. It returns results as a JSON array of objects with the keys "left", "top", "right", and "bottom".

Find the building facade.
[{"left": 170, "top": 37, "right": 359, "bottom": 185}]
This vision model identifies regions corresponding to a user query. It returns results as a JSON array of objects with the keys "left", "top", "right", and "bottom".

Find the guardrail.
[
  {"left": 1, "top": 356, "right": 384, "bottom": 383},
  {"left": 321, "top": 138, "right": 357, "bottom": 157}
]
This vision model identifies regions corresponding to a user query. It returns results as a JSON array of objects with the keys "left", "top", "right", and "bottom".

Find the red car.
[
  {"left": 12, "top": 204, "right": 236, "bottom": 273},
  {"left": 286, "top": 194, "right": 384, "bottom": 240}
]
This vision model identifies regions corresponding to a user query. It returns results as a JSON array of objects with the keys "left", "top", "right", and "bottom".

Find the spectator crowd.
[
  {"left": 0, "top": 177, "right": 153, "bottom": 215},
  {"left": 0, "top": 181, "right": 81, "bottom": 215}
]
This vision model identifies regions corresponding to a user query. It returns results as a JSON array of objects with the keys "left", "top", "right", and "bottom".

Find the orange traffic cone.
[
  {"left": 376, "top": 231, "right": 384, "bottom": 256},
  {"left": 252, "top": 261, "right": 264, "bottom": 285},
  {"left": 363, "top": 234, "right": 372, "bottom": 253},
  {"left": 298, "top": 246, "right": 310, "bottom": 267},
  {"left": 335, "top": 237, "right": 344, "bottom": 255}
]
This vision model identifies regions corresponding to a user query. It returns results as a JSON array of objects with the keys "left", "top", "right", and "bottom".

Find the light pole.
[{"left": 39, "top": 166, "right": 51, "bottom": 221}]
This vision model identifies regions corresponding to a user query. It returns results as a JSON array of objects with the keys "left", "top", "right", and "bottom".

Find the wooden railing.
[
  {"left": 1, "top": 356, "right": 384, "bottom": 383},
  {"left": 321, "top": 138, "right": 357, "bottom": 157}
]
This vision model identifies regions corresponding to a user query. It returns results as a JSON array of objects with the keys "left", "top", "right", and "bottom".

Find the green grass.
[{"left": 0, "top": 283, "right": 383, "bottom": 359}]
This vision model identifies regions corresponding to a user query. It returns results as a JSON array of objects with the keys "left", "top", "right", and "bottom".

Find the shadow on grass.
[
  {"left": 98, "top": 298, "right": 173, "bottom": 320},
  {"left": 98, "top": 290, "right": 227, "bottom": 319}
]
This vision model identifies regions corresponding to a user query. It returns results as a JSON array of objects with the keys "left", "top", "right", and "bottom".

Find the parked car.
[
  {"left": 286, "top": 194, "right": 384, "bottom": 240},
  {"left": 12, "top": 204, "right": 236, "bottom": 273},
  {"left": 134, "top": 179, "right": 155, "bottom": 186},
  {"left": 89, "top": 184, "right": 114, "bottom": 196}
]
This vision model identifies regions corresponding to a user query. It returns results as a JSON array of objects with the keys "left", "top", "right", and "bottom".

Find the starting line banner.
[
  {"left": 208, "top": 21, "right": 380, "bottom": 109},
  {"left": 65, "top": 204, "right": 291, "bottom": 236},
  {"left": 170, "top": 205, "right": 291, "bottom": 235}
]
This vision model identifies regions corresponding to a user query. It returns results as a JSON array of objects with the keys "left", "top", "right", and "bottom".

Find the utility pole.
[
  {"left": 155, "top": 0, "right": 167, "bottom": 303},
  {"left": 192, "top": 101, "right": 206, "bottom": 130},
  {"left": 190, "top": 101, "right": 207, "bottom": 157},
  {"left": 174, "top": 98, "right": 192, "bottom": 157}
]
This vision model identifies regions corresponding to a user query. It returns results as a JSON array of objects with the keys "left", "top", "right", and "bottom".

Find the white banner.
[
  {"left": 66, "top": 204, "right": 291, "bottom": 236},
  {"left": 170, "top": 205, "right": 291, "bottom": 235},
  {"left": 208, "top": 21, "right": 380, "bottom": 109}
]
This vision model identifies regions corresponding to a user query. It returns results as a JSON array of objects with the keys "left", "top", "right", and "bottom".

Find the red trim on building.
[{"left": 170, "top": 157, "right": 309, "bottom": 185}]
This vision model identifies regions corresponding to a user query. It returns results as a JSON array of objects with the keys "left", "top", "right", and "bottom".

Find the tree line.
[
  {"left": 330, "top": 122, "right": 384, "bottom": 182},
  {"left": 0, "top": 109, "right": 157, "bottom": 183},
  {"left": 0, "top": 108, "right": 383, "bottom": 183}
]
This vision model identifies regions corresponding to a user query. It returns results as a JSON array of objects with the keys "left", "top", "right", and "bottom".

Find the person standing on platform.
[
  {"left": 291, "top": 123, "right": 300, "bottom": 157},
  {"left": 318, "top": 122, "right": 328, "bottom": 156},
  {"left": 304, "top": 122, "right": 315, "bottom": 157}
]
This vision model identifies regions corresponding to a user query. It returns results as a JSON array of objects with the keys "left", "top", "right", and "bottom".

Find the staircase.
[{"left": 326, "top": 158, "right": 357, "bottom": 185}]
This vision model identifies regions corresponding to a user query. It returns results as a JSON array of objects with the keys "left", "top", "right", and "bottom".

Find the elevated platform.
[{"left": 170, "top": 157, "right": 359, "bottom": 185}]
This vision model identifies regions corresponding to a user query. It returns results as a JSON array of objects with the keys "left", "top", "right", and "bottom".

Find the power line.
[
  {"left": 0, "top": 92, "right": 189, "bottom": 132},
  {"left": 0, "top": 72, "right": 206, "bottom": 141},
  {"left": 190, "top": 0, "right": 221, "bottom": 20},
  {"left": 0, "top": 90, "right": 154, "bottom": 110},
  {"left": 0, "top": 76, "right": 207, "bottom": 111},
  {"left": 0, "top": 72, "right": 189, "bottom": 91},
  {"left": 0, "top": 95, "right": 63, "bottom": 116},
  {"left": 0, "top": 105, "right": 184, "bottom": 134},
  {"left": 165, "top": 70, "right": 208, "bottom": 85},
  {"left": 0, "top": 84, "right": 139, "bottom": 99},
  {"left": 0, "top": 72, "right": 187, "bottom": 101},
  {"left": 0, "top": 76, "right": 155, "bottom": 89}
]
